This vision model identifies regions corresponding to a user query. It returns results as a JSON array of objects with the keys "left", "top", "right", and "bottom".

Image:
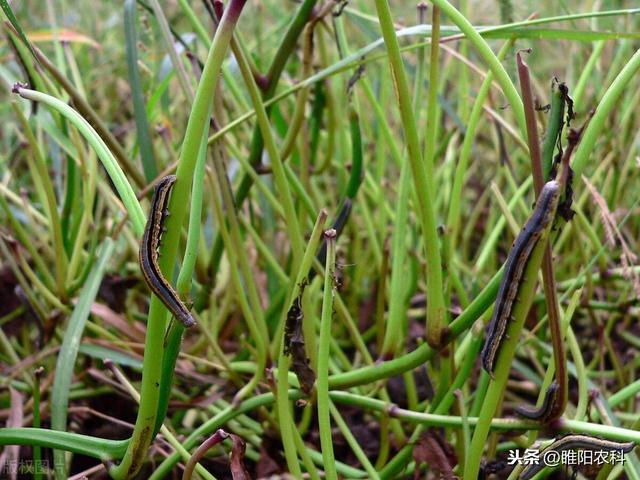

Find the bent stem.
[{"left": 428, "top": 0, "right": 526, "bottom": 135}]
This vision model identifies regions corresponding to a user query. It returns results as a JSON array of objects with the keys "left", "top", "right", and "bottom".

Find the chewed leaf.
[
  {"left": 229, "top": 433, "right": 251, "bottom": 480},
  {"left": 284, "top": 289, "right": 316, "bottom": 395},
  {"left": 413, "top": 431, "right": 458, "bottom": 480}
]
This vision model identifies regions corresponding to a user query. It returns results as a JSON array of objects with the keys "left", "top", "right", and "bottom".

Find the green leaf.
[
  {"left": 124, "top": 0, "right": 158, "bottom": 182},
  {"left": 50, "top": 239, "right": 115, "bottom": 479},
  {"left": 78, "top": 344, "right": 143, "bottom": 370}
]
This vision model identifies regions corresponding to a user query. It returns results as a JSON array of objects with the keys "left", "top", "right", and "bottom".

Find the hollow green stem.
[
  {"left": 374, "top": 0, "right": 446, "bottom": 347},
  {"left": 428, "top": 0, "right": 526, "bottom": 134},
  {"left": 573, "top": 47, "right": 640, "bottom": 178},
  {"left": 464, "top": 206, "right": 559, "bottom": 479},
  {"left": 276, "top": 210, "right": 327, "bottom": 476},
  {"left": 317, "top": 230, "right": 338, "bottom": 480},
  {"left": 109, "top": 2, "right": 246, "bottom": 477},
  {"left": 14, "top": 88, "right": 145, "bottom": 235},
  {"left": 541, "top": 80, "right": 566, "bottom": 180}
]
